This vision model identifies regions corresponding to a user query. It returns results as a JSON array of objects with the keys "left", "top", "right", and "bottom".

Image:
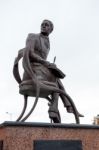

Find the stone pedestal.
[{"left": 0, "top": 121, "right": 99, "bottom": 150}]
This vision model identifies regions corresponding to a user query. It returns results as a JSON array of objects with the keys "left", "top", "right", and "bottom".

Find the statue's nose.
[{"left": 42, "top": 24, "right": 46, "bottom": 28}]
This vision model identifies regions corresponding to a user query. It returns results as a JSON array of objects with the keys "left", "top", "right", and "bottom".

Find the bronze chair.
[{"left": 13, "top": 49, "right": 80, "bottom": 123}]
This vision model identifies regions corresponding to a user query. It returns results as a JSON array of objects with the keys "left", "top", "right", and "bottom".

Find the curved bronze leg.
[
  {"left": 16, "top": 95, "right": 28, "bottom": 121},
  {"left": 65, "top": 93, "right": 80, "bottom": 124},
  {"left": 21, "top": 94, "right": 39, "bottom": 122},
  {"left": 50, "top": 119, "right": 53, "bottom": 123}
]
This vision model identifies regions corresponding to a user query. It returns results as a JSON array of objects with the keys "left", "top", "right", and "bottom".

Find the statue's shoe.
[
  {"left": 48, "top": 108, "right": 61, "bottom": 123},
  {"left": 66, "top": 106, "right": 84, "bottom": 117}
]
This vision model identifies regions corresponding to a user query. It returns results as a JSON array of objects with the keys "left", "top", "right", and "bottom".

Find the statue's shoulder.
[{"left": 27, "top": 33, "right": 39, "bottom": 40}]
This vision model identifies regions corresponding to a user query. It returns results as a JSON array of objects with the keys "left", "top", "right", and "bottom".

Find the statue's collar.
[{"left": 40, "top": 33, "right": 49, "bottom": 40}]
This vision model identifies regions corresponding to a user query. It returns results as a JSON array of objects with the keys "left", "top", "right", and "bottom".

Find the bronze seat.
[{"left": 19, "top": 80, "right": 57, "bottom": 98}]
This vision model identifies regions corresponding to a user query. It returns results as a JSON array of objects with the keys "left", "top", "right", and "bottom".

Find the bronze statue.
[{"left": 13, "top": 20, "right": 83, "bottom": 123}]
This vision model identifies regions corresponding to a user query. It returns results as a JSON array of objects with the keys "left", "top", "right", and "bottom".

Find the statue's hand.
[
  {"left": 48, "top": 63, "right": 57, "bottom": 68},
  {"left": 44, "top": 61, "right": 57, "bottom": 69},
  {"left": 44, "top": 61, "right": 50, "bottom": 67}
]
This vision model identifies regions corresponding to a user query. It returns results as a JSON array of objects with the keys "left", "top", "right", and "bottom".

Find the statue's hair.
[{"left": 42, "top": 19, "right": 54, "bottom": 33}]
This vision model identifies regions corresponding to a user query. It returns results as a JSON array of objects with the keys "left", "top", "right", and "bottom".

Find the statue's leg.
[
  {"left": 57, "top": 79, "right": 72, "bottom": 109},
  {"left": 48, "top": 92, "right": 61, "bottom": 123},
  {"left": 57, "top": 79, "right": 84, "bottom": 117}
]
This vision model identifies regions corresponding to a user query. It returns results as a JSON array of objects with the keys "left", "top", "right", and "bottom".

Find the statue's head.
[{"left": 41, "top": 19, "right": 54, "bottom": 36}]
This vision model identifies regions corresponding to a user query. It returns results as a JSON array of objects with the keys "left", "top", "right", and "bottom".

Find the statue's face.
[{"left": 41, "top": 20, "right": 52, "bottom": 35}]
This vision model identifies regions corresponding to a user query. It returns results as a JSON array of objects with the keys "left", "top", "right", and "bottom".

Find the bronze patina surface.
[{"left": 13, "top": 20, "right": 83, "bottom": 123}]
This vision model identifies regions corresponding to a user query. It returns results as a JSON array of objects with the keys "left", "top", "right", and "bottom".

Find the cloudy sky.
[{"left": 0, "top": 0, "right": 99, "bottom": 124}]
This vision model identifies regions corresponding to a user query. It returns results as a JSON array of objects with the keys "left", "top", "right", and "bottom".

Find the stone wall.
[{"left": 0, "top": 121, "right": 99, "bottom": 150}]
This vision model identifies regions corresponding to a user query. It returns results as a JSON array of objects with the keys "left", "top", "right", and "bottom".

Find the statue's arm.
[{"left": 26, "top": 33, "right": 50, "bottom": 66}]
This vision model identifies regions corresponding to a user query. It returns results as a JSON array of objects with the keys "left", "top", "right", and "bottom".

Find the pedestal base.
[{"left": 0, "top": 121, "right": 99, "bottom": 150}]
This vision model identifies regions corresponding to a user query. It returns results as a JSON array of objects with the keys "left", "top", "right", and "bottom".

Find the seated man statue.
[{"left": 13, "top": 19, "right": 83, "bottom": 123}]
